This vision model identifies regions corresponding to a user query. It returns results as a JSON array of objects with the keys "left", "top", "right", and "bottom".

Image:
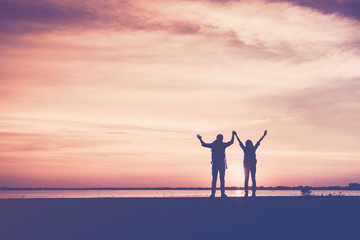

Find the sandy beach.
[{"left": 0, "top": 196, "right": 359, "bottom": 240}]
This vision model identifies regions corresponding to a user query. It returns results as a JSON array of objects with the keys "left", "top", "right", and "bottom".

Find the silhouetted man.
[
  {"left": 197, "top": 131, "right": 235, "bottom": 198},
  {"left": 235, "top": 130, "right": 267, "bottom": 197}
]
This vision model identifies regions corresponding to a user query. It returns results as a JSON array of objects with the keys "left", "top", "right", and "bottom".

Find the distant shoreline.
[{"left": 1, "top": 184, "right": 359, "bottom": 191}]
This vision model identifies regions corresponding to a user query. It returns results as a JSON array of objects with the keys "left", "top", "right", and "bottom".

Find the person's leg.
[
  {"left": 244, "top": 166, "right": 249, "bottom": 197},
  {"left": 219, "top": 164, "right": 226, "bottom": 197},
  {"left": 211, "top": 165, "right": 218, "bottom": 197},
  {"left": 251, "top": 166, "right": 257, "bottom": 197}
]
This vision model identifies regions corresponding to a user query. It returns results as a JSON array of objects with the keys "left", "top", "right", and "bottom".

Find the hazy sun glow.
[{"left": 0, "top": 0, "right": 359, "bottom": 187}]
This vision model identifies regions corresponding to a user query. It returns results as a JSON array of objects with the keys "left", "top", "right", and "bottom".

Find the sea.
[{"left": 0, "top": 189, "right": 359, "bottom": 199}]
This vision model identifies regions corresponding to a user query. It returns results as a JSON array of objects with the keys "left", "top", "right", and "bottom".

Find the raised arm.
[
  {"left": 197, "top": 134, "right": 212, "bottom": 148},
  {"left": 234, "top": 132, "right": 245, "bottom": 149},
  {"left": 224, "top": 131, "right": 235, "bottom": 147},
  {"left": 255, "top": 130, "right": 267, "bottom": 148}
]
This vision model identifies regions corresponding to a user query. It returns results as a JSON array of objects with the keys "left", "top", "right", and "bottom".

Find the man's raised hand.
[
  {"left": 264, "top": 130, "right": 268, "bottom": 136},
  {"left": 197, "top": 134, "right": 202, "bottom": 140}
]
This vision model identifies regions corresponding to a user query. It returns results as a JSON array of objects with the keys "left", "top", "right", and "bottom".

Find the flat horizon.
[
  {"left": 2, "top": 183, "right": 359, "bottom": 190},
  {"left": 1, "top": 0, "right": 359, "bottom": 188}
]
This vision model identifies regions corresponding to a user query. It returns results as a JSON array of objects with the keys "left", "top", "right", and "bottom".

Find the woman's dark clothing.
[{"left": 239, "top": 141, "right": 261, "bottom": 196}]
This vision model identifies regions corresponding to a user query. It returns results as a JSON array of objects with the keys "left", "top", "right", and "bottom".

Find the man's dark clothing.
[{"left": 201, "top": 140, "right": 233, "bottom": 196}]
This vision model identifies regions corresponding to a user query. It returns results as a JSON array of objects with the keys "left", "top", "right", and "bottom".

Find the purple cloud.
[
  {"left": 0, "top": 0, "right": 96, "bottom": 34},
  {"left": 170, "top": 22, "right": 200, "bottom": 34},
  {"left": 208, "top": 0, "right": 360, "bottom": 20},
  {"left": 0, "top": 0, "right": 204, "bottom": 37},
  {"left": 270, "top": 0, "right": 360, "bottom": 20},
  {"left": 0, "top": 0, "right": 154, "bottom": 34},
  {"left": 0, "top": 1, "right": 94, "bottom": 22}
]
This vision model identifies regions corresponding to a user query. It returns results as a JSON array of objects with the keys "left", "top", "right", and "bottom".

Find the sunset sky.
[{"left": 0, "top": 0, "right": 359, "bottom": 188}]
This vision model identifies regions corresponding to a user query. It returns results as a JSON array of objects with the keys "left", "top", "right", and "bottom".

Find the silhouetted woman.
[
  {"left": 235, "top": 130, "right": 267, "bottom": 197},
  {"left": 197, "top": 131, "right": 235, "bottom": 198}
]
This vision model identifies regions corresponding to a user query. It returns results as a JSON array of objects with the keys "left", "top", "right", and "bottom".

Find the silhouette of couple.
[{"left": 197, "top": 130, "right": 267, "bottom": 197}]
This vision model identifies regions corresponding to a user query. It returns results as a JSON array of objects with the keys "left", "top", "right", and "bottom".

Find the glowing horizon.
[{"left": 0, "top": 0, "right": 359, "bottom": 188}]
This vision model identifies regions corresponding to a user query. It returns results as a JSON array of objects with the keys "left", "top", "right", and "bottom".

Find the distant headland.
[{"left": 1, "top": 183, "right": 359, "bottom": 191}]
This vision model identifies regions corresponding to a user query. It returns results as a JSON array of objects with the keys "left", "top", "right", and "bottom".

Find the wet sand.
[{"left": 1, "top": 197, "right": 359, "bottom": 240}]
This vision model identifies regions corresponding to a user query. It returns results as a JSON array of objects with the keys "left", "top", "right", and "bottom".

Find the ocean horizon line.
[{"left": 1, "top": 183, "right": 359, "bottom": 191}]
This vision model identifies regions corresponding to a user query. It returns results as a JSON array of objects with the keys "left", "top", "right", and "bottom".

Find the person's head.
[
  {"left": 245, "top": 140, "right": 253, "bottom": 147},
  {"left": 216, "top": 134, "right": 223, "bottom": 142}
]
